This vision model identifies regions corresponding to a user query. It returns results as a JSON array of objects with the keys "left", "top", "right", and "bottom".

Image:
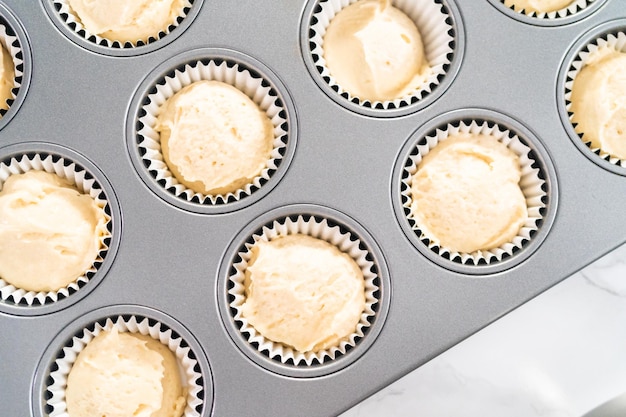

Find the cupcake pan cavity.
[
  {"left": 127, "top": 48, "right": 297, "bottom": 214},
  {"left": 41, "top": 0, "right": 203, "bottom": 56},
  {"left": 217, "top": 204, "right": 389, "bottom": 378},
  {"left": 488, "top": 0, "right": 609, "bottom": 26},
  {"left": 2, "top": 1, "right": 626, "bottom": 416},
  {"left": 31, "top": 305, "right": 213, "bottom": 417},
  {"left": 0, "top": 2, "right": 30, "bottom": 129},
  {"left": 394, "top": 109, "right": 557, "bottom": 275},
  {"left": 301, "top": 0, "right": 464, "bottom": 117},
  {"left": 558, "top": 20, "right": 626, "bottom": 176},
  {"left": 0, "top": 142, "right": 121, "bottom": 316}
]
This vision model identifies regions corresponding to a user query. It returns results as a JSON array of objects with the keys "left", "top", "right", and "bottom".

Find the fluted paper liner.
[
  {"left": 564, "top": 30, "right": 626, "bottom": 167},
  {"left": 401, "top": 120, "right": 547, "bottom": 266},
  {"left": 45, "top": 315, "right": 204, "bottom": 417},
  {"left": 0, "top": 21, "right": 23, "bottom": 116},
  {"left": 136, "top": 58, "right": 289, "bottom": 205},
  {"left": 307, "top": 0, "right": 455, "bottom": 110},
  {"left": 50, "top": 0, "right": 193, "bottom": 48},
  {"left": 0, "top": 153, "right": 112, "bottom": 306},
  {"left": 501, "top": 0, "right": 596, "bottom": 20},
  {"left": 227, "top": 215, "right": 379, "bottom": 366}
]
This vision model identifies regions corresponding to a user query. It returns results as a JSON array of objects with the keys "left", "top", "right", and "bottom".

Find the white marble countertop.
[{"left": 341, "top": 243, "right": 626, "bottom": 417}]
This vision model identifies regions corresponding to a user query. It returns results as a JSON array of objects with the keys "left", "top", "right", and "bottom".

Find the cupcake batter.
[
  {"left": 241, "top": 234, "right": 365, "bottom": 353},
  {"left": 570, "top": 49, "right": 626, "bottom": 160},
  {"left": 410, "top": 133, "right": 528, "bottom": 253},
  {"left": 65, "top": 328, "right": 186, "bottom": 417},
  {"left": 322, "top": 0, "right": 429, "bottom": 102},
  {"left": 67, "top": 0, "right": 187, "bottom": 43},
  {"left": 0, "top": 171, "right": 107, "bottom": 292},
  {"left": 503, "top": 0, "right": 574, "bottom": 13},
  {"left": 0, "top": 43, "right": 13, "bottom": 113},
  {"left": 155, "top": 80, "right": 274, "bottom": 195}
]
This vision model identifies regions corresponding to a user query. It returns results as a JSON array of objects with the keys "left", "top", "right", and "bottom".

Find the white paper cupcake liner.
[
  {"left": 45, "top": 315, "right": 204, "bottom": 417},
  {"left": 0, "top": 21, "right": 23, "bottom": 116},
  {"left": 227, "top": 214, "right": 379, "bottom": 366},
  {"left": 564, "top": 30, "right": 626, "bottom": 167},
  {"left": 136, "top": 58, "right": 289, "bottom": 205},
  {"left": 51, "top": 0, "right": 194, "bottom": 48},
  {"left": 401, "top": 120, "right": 547, "bottom": 266},
  {"left": 501, "top": 0, "right": 596, "bottom": 20},
  {"left": 0, "top": 153, "right": 112, "bottom": 306},
  {"left": 307, "top": 0, "right": 455, "bottom": 110}
]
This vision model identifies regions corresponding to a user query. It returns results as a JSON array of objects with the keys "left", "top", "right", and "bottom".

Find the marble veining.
[
  {"left": 581, "top": 244, "right": 626, "bottom": 297},
  {"left": 341, "top": 243, "right": 626, "bottom": 417}
]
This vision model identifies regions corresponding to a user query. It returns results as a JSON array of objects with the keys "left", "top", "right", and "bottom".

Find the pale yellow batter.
[
  {"left": 571, "top": 49, "right": 626, "bottom": 160},
  {"left": 410, "top": 133, "right": 528, "bottom": 253},
  {"left": 67, "top": 0, "right": 187, "bottom": 43},
  {"left": 65, "top": 328, "right": 186, "bottom": 417},
  {"left": 323, "top": 0, "right": 429, "bottom": 102},
  {"left": 503, "top": 0, "right": 574, "bottom": 13},
  {"left": 155, "top": 80, "right": 274, "bottom": 195},
  {"left": 241, "top": 234, "right": 365, "bottom": 353},
  {"left": 0, "top": 43, "right": 14, "bottom": 113},
  {"left": 0, "top": 171, "right": 107, "bottom": 292}
]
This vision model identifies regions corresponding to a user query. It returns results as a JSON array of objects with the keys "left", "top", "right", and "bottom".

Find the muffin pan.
[{"left": 2, "top": 1, "right": 626, "bottom": 416}]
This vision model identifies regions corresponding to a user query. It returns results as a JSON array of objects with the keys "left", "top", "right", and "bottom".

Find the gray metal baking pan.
[{"left": 1, "top": 0, "right": 625, "bottom": 416}]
